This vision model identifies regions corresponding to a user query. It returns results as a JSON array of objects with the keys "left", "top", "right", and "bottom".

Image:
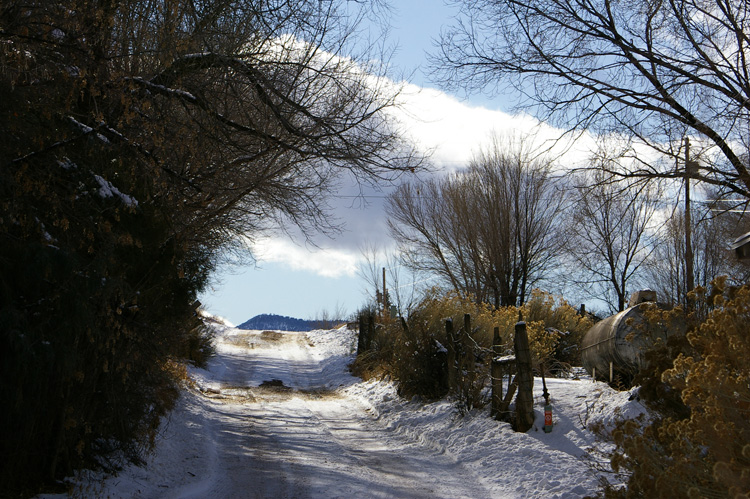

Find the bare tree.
[
  {"left": 386, "top": 180, "right": 471, "bottom": 297},
  {"left": 387, "top": 134, "right": 565, "bottom": 307},
  {"left": 434, "top": 0, "right": 750, "bottom": 198},
  {"left": 383, "top": 251, "right": 424, "bottom": 317},
  {"left": 647, "top": 198, "right": 750, "bottom": 307},
  {"left": 4, "top": 0, "right": 422, "bottom": 255},
  {"left": 472, "top": 135, "right": 567, "bottom": 306},
  {"left": 357, "top": 242, "right": 422, "bottom": 316},
  {"left": 0, "top": 1, "right": 420, "bottom": 491},
  {"left": 565, "top": 168, "right": 659, "bottom": 312},
  {"left": 313, "top": 301, "right": 348, "bottom": 329}
]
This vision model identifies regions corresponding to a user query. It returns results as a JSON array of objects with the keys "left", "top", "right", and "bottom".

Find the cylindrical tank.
[{"left": 580, "top": 303, "right": 666, "bottom": 382}]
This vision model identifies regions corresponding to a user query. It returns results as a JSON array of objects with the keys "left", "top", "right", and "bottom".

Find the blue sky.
[{"left": 199, "top": 2, "right": 569, "bottom": 325}]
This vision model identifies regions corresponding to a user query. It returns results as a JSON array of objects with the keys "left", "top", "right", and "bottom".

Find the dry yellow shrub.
[{"left": 610, "top": 280, "right": 750, "bottom": 498}]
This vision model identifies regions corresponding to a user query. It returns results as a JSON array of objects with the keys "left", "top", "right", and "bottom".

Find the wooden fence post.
[
  {"left": 462, "top": 313, "right": 474, "bottom": 381},
  {"left": 497, "top": 372, "right": 517, "bottom": 421},
  {"left": 367, "top": 313, "right": 374, "bottom": 351},
  {"left": 514, "top": 318, "right": 535, "bottom": 432},
  {"left": 445, "top": 318, "right": 456, "bottom": 393},
  {"left": 357, "top": 313, "right": 366, "bottom": 355},
  {"left": 491, "top": 326, "right": 503, "bottom": 418}
]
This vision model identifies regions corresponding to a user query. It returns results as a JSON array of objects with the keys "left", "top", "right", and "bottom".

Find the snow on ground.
[{"left": 51, "top": 324, "right": 646, "bottom": 498}]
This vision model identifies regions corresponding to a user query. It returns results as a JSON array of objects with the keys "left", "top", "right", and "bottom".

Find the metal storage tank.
[{"left": 580, "top": 291, "right": 682, "bottom": 382}]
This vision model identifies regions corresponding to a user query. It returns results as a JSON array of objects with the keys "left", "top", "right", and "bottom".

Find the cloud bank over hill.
[{"left": 248, "top": 80, "right": 597, "bottom": 278}]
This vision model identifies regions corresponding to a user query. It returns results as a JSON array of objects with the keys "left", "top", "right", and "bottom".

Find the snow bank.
[
  {"left": 343, "top": 375, "right": 645, "bottom": 498},
  {"left": 306, "top": 326, "right": 359, "bottom": 388},
  {"left": 307, "top": 325, "right": 646, "bottom": 498}
]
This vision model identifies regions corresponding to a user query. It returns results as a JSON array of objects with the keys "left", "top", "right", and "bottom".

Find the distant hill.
[{"left": 237, "top": 314, "right": 319, "bottom": 332}]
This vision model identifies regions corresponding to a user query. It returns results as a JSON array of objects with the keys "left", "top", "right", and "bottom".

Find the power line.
[{"left": 392, "top": 275, "right": 439, "bottom": 291}]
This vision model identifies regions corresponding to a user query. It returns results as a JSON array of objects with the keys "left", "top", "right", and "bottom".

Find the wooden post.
[
  {"left": 463, "top": 313, "right": 474, "bottom": 381},
  {"left": 445, "top": 318, "right": 456, "bottom": 393},
  {"left": 491, "top": 327, "right": 503, "bottom": 417},
  {"left": 609, "top": 361, "right": 613, "bottom": 384},
  {"left": 357, "top": 313, "right": 366, "bottom": 355},
  {"left": 367, "top": 313, "right": 374, "bottom": 351},
  {"left": 497, "top": 375, "right": 517, "bottom": 420},
  {"left": 514, "top": 319, "right": 535, "bottom": 432}
]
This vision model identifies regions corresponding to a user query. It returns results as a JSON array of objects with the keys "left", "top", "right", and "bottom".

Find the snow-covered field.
[{"left": 50, "top": 324, "right": 645, "bottom": 498}]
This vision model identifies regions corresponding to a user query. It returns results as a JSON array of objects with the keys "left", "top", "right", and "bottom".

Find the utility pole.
[
  {"left": 382, "top": 266, "right": 387, "bottom": 318},
  {"left": 685, "top": 137, "right": 695, "bottom": 304}
]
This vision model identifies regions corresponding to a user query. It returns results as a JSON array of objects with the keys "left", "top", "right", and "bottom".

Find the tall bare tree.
[
  {"left": 565, "top": 168, "right": 659, "bottom": 312},
  {"left": 4, "top": 0, "right": 420, "bottom": 253},
  {"left": 357, "top": 242, "right": 423, "bottom": 317},
  {"left": 434, "top": 0, "right": 750, "bottom": 198},
  {"left": 0, "top": 1, "right": 420, "bottom": 492},
  {"left": 388, "top": 135, "right": 565, "bottom": 307},
  {"left": 385, "top": 180, "right": 476, "bottom": 298},
  {"left": 647, "top": 198, "right": 750, "bottom": 307}
]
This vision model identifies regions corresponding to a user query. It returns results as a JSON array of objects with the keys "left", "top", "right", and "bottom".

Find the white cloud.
[
  {"left": 252, "top": 237, "right": 360, "bottom": 278},
  {"left": 255, "top": 80, "right": 605, "bottom": 277},
  {"left": 390, "top": 82, "right": 596, "bottom": 172}
]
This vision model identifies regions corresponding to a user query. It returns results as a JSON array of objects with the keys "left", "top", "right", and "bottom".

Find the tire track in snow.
[
  {"left": 93, "top": 329, "right": 494, "bottom": 498},
  {"left": 256, "top": 329, "right": 492, "bottom": 498},
  {"left": 192, "top": 329, "right": 493, "bottom": 498}
]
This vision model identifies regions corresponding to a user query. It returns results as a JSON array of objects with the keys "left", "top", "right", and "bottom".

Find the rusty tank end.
[{"left": 580, "top": 291, "right": 682, "bottom": 383}]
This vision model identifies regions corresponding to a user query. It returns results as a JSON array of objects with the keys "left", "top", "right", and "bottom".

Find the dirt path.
[{"left": 160, "top": 329, "right": 492, "bottom": 498}]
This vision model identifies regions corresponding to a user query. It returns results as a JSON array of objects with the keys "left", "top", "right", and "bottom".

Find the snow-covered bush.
[{"left": 185, "top": 319, "right": 217, "bottom": 369}]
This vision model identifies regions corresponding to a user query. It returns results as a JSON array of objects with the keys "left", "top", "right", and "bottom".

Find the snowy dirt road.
[
  {"left": 75, "top": 325, "right": 640, "bottom": 499},
  {"left": 93, "top": 328, "right": 492, "bottom": 498}
]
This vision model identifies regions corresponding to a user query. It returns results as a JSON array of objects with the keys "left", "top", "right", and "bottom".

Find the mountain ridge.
[{"left": 236, "top": 313, "right": 319, "bottom": 332}]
